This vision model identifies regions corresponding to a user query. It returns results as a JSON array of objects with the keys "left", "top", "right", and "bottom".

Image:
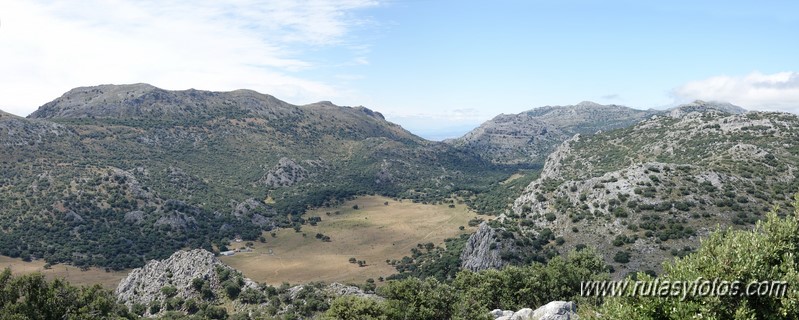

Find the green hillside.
[{"left": 0, "top": 84, "right": 506, "bottom": 270}]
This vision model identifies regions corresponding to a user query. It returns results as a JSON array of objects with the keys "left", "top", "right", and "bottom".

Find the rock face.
[
  {"left": 460, "top": 222, "right": 508, "bottom": 271},
  {"left": 325, "top": 282, "right": 378, "bottom": 299},
  {"left": 231, "top": 198, "right": 277, "bottom": 228},
  {"left": 261, "top": 157, "right": 308, "bottom": 187},
  {"left": 115, "top": 249, "right": 255, "bottom": 316},
  {"left": 492, "top": 301, "right": 578, "bottom": 320}
]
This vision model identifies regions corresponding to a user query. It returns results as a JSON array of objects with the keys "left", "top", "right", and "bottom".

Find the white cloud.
[
  {"left": 672, "top": 71, "right": 799, "bottom": 113},
  {"left": 0, "top": 0, "right": 378, "bottom": 116}
]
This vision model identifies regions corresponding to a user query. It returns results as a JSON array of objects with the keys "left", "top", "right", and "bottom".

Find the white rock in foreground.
[{"left": 493, "top": 301, "right": 578, "bottom": 320}]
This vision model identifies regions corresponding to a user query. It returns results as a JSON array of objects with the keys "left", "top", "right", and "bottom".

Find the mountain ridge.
[{"left": 445, "top": 101, "right": 661, "bottom": 165}]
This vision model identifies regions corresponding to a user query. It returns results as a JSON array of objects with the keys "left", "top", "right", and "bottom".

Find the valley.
[
  {"left": 0, "top": 195, "right": 487, "bottom": 288},
  {"left": 220, "top": 196, "right": 487, "bottom": 284}
]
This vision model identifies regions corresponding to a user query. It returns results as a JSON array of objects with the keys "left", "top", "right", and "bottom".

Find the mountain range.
[
  {"left": 0, "top": 84, "right": 504, "bottom": 269},
  {"left": 2, "top": 83, "right": 792, "bottom": 282}
]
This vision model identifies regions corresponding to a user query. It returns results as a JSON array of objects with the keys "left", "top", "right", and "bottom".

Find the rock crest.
[
  {"left": 115, "top": 249, "right": 255, "bottom": 315},
  {"left": 460, "top": 222, "right": 508, "bottom": 271}
]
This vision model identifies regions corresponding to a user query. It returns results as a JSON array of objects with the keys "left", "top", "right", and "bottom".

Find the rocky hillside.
[
  {"left": 445, "top": 101, "right": 659, "bottom": 165},
  {"left": 115, "top": 249, "right": 256, "bottom": 317},
  {"left": 0, "top": 84, "right": 505, "bottom": 270},
  {"left": 115, "top": 249, "right": 376, "bottom": 318},
  {"left": 461, "top": 105, "right": 799, "bottom": 275}
]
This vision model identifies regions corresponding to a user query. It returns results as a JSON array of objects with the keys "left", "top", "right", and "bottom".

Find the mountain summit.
[
  {"left": 667, "top": 100, "right": 747, "bottom": 117},
  {"left": 445, "top": 102, "right": 659, "bottom": 165}
]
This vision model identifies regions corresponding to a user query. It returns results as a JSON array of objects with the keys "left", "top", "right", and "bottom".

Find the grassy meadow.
[{"left": 221, "top": 196, "right": 487, "bottom": 285}]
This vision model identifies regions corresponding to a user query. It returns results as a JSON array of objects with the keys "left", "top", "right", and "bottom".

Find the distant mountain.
[
  {"left": 666, "top": 99, "right": 747, "bottom": 117},
  {"left": 460, "top": 106, "right": 798, "bottom": 275},
  {"left": 445, "top": 101, "right": 660, "bottom": 166},
  {"left": 0, "top": 84, "right": 503, "bottom": 270}
]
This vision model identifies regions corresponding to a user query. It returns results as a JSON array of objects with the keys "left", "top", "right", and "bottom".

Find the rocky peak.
[
  {"left": 115, "top": 249, "right": 256, "bottom": 316},
  {"left": 668, "top": 100, "right": 747, "bottom": 118},
  {"left": 448, "top": 101, "right": 658, "bottom": 165},
  {"left": 353, "top": 106, "right": 386, "bottom": 120},
  {"left": 27, "top": 83, "right": 296, "bottom": 120},
  {"left": 460, "top": 222, "right": 509, "bottom": 271},
  {"left": 575, "top": 100, "right": 603, "bottom": 108}
]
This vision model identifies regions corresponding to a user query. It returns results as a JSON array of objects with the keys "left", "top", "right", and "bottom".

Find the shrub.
[
  {"left": 223, "top": 280, "right": 242, "bottom": 299},
  {"left": 160, "top": 285, "right": 177, "bottom": 298},
  {"left": 613, "top": 251, "right": 630, "bottom": 263},
  {"left": 591, "top": 193, "right": 799, "bottom": 319},
  {"left": 239, "top": 288, "right": 265, "bottom": 304},
  {"left": 322, "top": 295, "right": 387, "bottom": 320}
]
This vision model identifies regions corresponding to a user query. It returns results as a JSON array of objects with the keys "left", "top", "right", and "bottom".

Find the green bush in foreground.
[
  {"left": 0, "top": 268, "right": 133, "bottom": 319},
  {"left": 591, "top": 193, "right": 799, "bottom": 319},
  {"left": 324, "top": 247, "right": 608, "bottom": 320}
]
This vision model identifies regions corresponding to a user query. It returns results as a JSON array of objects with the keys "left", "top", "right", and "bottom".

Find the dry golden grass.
[
  {"left": 221, "top": 196, "right": 487, "bottom": 285},
  {"left": 0, "top": 256, "right": 129, "bottom": 290},
  {"left": 501, "top": 173, "right": 525, "bottom": 184},
  {"left": 0, "top": 196, "right": 484, "bottom": 289}
]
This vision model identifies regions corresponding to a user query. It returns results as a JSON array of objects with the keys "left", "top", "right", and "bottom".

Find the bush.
[
  {"left": 613, "top": 251, "right": 630, "bottom": 263},
  {"left": 0, "top": 272, "right": 136, "bottom": 319},
  {"left": 160, "top": 285, "right": 177, "bottom": 298},
  {"left": 322, "top": 295, "right": 387, "bottom": 320},
  {"left": 591, "top": 193, "right": 799, "bottom": 319},
  {"left": 239, "top": 287, "right": 265, "bottom": 304},
  {"left": 224, "top": 280, "right": 242, "bottom": 299},
  {"left": 327, "top": 248, "right": 609, "bottom": 319}
]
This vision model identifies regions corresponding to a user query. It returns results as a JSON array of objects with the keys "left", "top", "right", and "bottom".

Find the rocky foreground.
[
  {"left": 115, "top": 249, "right": 578, "bottom": 319},
  {"left": 491, "top": 301, "right": 578, "bottom": 320},
  {"left": 115, "top": 249, "right": 377, "bottom": 317}
]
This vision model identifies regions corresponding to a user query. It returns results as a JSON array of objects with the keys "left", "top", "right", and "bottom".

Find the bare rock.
[
  {"left": 116, "top": 249, "right": 256, "bottom": 317},
  {"left": 491, "top": 301, "right": 578, "bottom": 320},
  {"left": 124, "top": 211, "right": 145, "bottom": 224},
  {"left": 531, "top": 301, "right": 578, "bottom": 320},
  {"left": 460, "top": 222, "right": 507, "bottom": 271},
  {"left": 261, "top": 157, "right": 308, "bottom": 187}
]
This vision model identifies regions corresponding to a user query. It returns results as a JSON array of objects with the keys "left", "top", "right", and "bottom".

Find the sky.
[{"left": 1, "top": 1, "right": 798, "bottom": 140}]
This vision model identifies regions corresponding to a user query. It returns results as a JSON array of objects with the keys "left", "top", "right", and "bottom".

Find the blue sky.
[{"left": 1, "top": 1, "right": 798, "bottom": 140}]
